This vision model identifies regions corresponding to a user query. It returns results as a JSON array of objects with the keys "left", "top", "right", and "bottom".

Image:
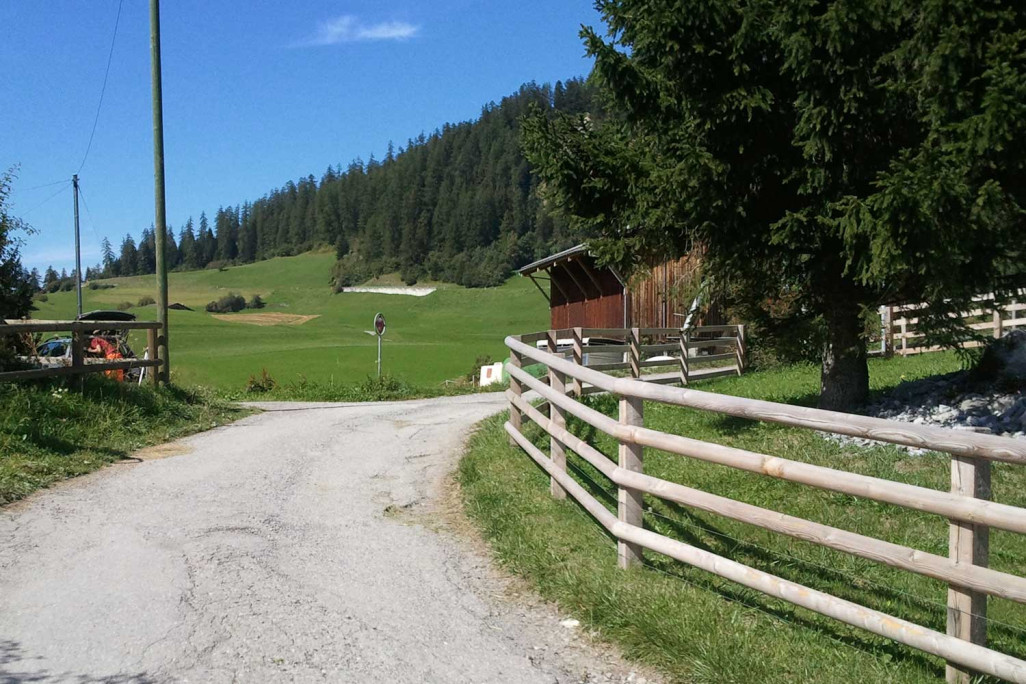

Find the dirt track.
[{"left": 0, "top": 394, "right": 649, "bottom": 683}]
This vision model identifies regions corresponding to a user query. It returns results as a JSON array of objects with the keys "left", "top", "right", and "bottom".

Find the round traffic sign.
[{"left": 374, "top": 312, "right": 386, "bottom": 336}]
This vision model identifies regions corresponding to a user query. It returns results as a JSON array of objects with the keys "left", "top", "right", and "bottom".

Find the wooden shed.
[{"left": 519, "top": 244, "right": 717, "bottom": 330}]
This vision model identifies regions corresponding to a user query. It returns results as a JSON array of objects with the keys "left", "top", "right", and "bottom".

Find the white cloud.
[{"left": 300, "top": 15, "right": 419, "bottom": 46}]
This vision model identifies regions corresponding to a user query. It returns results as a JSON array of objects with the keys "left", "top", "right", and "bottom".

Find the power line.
[
  {"left": 75, "top": 182, "right": 105, "bottom": 246},
  {"left": 19, "top": 181, "right": 71, "bottom": 217},
  {"left": 20, "top": 179, "right": 72, "bottom": 192},
  {"left": 77, "top": 0, "right": 124, "bottom": 175}
]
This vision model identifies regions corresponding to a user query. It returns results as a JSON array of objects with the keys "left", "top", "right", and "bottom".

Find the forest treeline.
[{"left": 39, "top": 78, "right": 598, "bottom": 293}]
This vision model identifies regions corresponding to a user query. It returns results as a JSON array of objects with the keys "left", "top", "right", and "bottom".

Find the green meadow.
[{"left": 31, "top": 250, "right": 548, "bottom": 391}]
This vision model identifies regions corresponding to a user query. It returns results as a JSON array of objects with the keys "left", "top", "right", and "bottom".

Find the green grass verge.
[
  {"left": 221, "top": 373, "right": 505, "bottom": 402},
  {"left": 0, "top": 377, "right": 249, "bottom": 505},
  {"left": 458, "top": 352, "right": 1026, "bottom": 683},
  {"left": 32, "top": 250, "right": 548, "bottom": 392}
]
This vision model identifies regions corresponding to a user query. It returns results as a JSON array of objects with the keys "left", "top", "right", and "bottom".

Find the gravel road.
[{"left": 0, "top": 394, "right": 649, "bottom": 683}]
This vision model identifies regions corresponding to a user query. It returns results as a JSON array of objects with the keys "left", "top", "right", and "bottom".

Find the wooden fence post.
[
  {"left": 147, "top": 327, "right": 159, "bottom": 387},
  {"left": 572, "top": 327, "right": 584, "bottom": 397},
  {"left": 735, "top": 324, "right": 746, "bottom": 375},
  {"left": 900, "top": 315, "right": 908, "bottom": 356},
  {"left": 884, "top": 306, "right": 894, "bottom": 357},
  {"left": 70, "top": 326, "right": 84, "bottom": 392},
  {"left": 679, "top": 330, "right": 690, "bottom": 386},
  {"left": 508, "top": 341, "right": 523, "bottom": 445},
  {"left": 628, "top": 327, "right": 641, "bottom": 379},
  {"left": 618, "top": 393, "right": 644, "bottom": 568},
  {"left": 946, "top": 455, "right": 991, "bottom": 684},
  {"left": 547, "top": 330, "right": 567, "bottom": 500},
  {"left": 994, "top": 309, "right": 1003, "bottom": 340}
]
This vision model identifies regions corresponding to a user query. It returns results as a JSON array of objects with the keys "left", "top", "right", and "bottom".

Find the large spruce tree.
[{"left": 523, "top": 0, "right": 1026, "bottom": 411}]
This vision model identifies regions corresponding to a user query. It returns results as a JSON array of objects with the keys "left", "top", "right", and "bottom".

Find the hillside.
[
  {"left": 33, "top": 251, "right": 548, "bottom": 390},
  {"left": 67, "top": 78, "right": 598, "bottom": 294}
]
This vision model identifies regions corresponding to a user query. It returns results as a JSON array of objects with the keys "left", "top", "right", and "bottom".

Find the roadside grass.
[
  {"left": 31, "top": 251, "right": 548, "bottom": 391},
  {"left": 0, "top": 377, "right": 248, "bottom": 505},
  {"left": 458, "top": 352, "right": 1026, "bottom": 683},
  {"left": 221, "top": 372, "right": 505, "bottom": 402}
]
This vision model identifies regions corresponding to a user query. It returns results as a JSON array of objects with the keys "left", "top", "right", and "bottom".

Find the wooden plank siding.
[
  {"left": 549, "top": 255, "right": 625, "bottom": 330},
  {"left": 541, "top": 252, "right": 728, "bottom": 331}
]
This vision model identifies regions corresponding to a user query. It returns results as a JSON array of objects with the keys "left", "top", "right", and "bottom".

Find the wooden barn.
[{"left": 519, "top": 244, "right": 721, "bottom": 330}]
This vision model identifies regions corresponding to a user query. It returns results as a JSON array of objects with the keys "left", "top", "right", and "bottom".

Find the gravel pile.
[{"left": 828, "top": 371, "right": 1026, "bottom": 452}]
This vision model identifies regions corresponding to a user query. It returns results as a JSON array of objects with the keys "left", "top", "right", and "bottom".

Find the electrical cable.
[
  {"left": 19, "top": 181, "right": 71, "bottom": 217},
  {"left": 77, "top": 0, "right": 124, "bottom": 175}
]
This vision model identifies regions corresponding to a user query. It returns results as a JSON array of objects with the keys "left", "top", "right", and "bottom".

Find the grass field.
[
  {"left": 31, "top": 250, "right": 548, "bottom": 391},
  {"left": 459, "top": 352, "right": 1026, "bottom": 683}
]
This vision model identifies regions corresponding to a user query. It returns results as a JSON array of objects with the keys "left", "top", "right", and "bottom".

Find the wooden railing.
[
  {"left": 0, "top": 319, "right": 164, "bottom": 386},
  {"left": 517, "top": 325, "right": 745, "bottom": 394},
  {"left": 883, "top": 290, "right": 1026, "bottom": 356},
  {"left": 504, "top": 332, "right": 1026, "bottom": 683}
]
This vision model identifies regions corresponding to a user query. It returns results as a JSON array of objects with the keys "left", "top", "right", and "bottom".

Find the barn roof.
[{"left": 517, "top": 244, "right": 589, "bottom": 276}]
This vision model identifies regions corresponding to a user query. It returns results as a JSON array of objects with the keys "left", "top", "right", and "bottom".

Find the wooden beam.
[
  {"left": 572, "top": 256, "right": 604, "bottom": 295},
  {"left": 560, "top": 260, "right": 592, "bottom": 299},
  {"left": 525, "top": 273, "right": 550, "bottom": 304},
  {"left": 544, "top": 267, "right": 570, "bottom": 301}
]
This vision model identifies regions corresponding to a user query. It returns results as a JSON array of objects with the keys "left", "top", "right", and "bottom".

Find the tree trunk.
[{"left": 819, "top": 304, "right": 869, "bottom": 413}]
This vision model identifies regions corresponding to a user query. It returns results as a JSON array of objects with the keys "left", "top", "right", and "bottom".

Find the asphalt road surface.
[{"left": 0, "top": 395, "right": 649, "bottom": 683}]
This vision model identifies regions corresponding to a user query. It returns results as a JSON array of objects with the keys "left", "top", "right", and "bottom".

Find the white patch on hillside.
[{"left": 340, "top": 287, "right": 436, "bottom": 297}]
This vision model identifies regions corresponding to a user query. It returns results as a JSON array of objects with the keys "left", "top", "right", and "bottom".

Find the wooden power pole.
[
  {"left": 149, "top": 0, "right": 169, "bottom": 383},
  {"left": 72, "top": 174, "right": 83, "bottom": 317}
]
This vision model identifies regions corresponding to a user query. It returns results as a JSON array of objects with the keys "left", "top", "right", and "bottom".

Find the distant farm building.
[{"left": 518, "top": 245, "right": 723, "bottom": 330}]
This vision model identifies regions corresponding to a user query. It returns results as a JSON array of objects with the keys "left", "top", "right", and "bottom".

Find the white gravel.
[{"left": 827, "top": 371, "right": 1026, "bottom": 452}]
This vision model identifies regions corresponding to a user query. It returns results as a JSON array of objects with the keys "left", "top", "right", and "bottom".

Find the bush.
[
  {"left": 245, "top": 368, "right": 276, "bottom": 393},
  {"left": 116, "top": 301, "right": 133, "bottom": 311},
  {"left": 35, "top": 293, "right": 48, "bottom": 302},
  {"left": 205, "top": 260, "right": 229, "bottom": 271},
  {"left": 137, "top": 295, "right": 155, "bottom": 307},
  {"left": 205, "top": 293, "right": 246, "bottom": 314},
  {"left": 59, "top": 279, "right": 75, "bottom": 292},
  {"left": 87, "top": 281, "right": 115, "bottom": 290},
  {"left": 246, "top": 294, "right": 265, "bottom": 309}
]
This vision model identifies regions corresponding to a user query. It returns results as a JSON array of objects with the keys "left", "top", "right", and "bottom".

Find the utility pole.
[
  {"left": 150, "top": 0, "right": 169, "bottom": 383},
  {"left": 72, "top": 174, "right": 83, "bottom": 317}
]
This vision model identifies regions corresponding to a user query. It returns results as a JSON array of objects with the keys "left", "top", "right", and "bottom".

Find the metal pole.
[
  {"left": 150, "top": 0, "right": 169, "bottom": 383},
  {"left": 72, "top": 174, "right": 82, "bottom": 317},
  {"left": 377, "top": 335, "right": 382, "bottom": 377}
]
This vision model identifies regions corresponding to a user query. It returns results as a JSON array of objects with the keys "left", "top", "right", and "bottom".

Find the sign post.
[{"left": 373, "top": 312, "right": 386, "bottom": 377}]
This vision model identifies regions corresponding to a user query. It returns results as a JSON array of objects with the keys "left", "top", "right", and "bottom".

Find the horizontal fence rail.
[
  {"left": 0, "top": 319, "right": 164, "bottom": 386},
  {"left": 504, "top": 329, "right": 1026, "bottom": 683},
  {"left": 883, "top": 290, "right": 1026, "bottom": 356}
]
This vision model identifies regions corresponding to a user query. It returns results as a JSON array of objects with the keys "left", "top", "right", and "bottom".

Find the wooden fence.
[
  {"left": 884, "top": 290, "right": 1026, "bottom": 356},
  {"left": 0, "top": 319, "right": 164, "bottom": 385},
  {"left": 504, "top": 330, "right": 1026, "bottom": 683},
  {"left": 519, "top": 325, "right": 745, "bottom": 394}
]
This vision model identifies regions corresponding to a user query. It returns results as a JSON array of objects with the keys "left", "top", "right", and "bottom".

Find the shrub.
[
  {"left": 35, "top": 293, "right": 48, "bottom": 302},
  {"left": 205, "top": 293, "right": 246, "bottom": 314},
  {"left": 245, "top": 368, "right": 276, "bottom": 393},
  {"left": 246, "top": 294, "right": 265, "bottom": 309},
  {"left": 116, "top": 301, "right": 133, "bottom": 311},
  {"left": 205, "top": 260, "right": 229, "bottom": 271},
  {"left": 87, "top": 281, "right": 115, "bottom": 290},
  {"left": 59, "top": 279, "right": 75, "bottom": 292},
  {"left": 137, "top": 295, "right": 155, "bottom": 307}
]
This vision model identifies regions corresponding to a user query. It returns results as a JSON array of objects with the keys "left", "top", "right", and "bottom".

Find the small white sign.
[{"left": 479, "top": 362, "right": 505, "bottom": 387}]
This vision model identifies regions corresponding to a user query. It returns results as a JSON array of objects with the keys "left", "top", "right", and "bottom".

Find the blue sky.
[{"left": 1, "top": 1, "right": 600, "bottom": 275}]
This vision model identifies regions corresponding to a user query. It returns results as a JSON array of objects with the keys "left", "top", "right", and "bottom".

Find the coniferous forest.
[{"left": 59, "top": 79, "right": 597, "bottom": 292}]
